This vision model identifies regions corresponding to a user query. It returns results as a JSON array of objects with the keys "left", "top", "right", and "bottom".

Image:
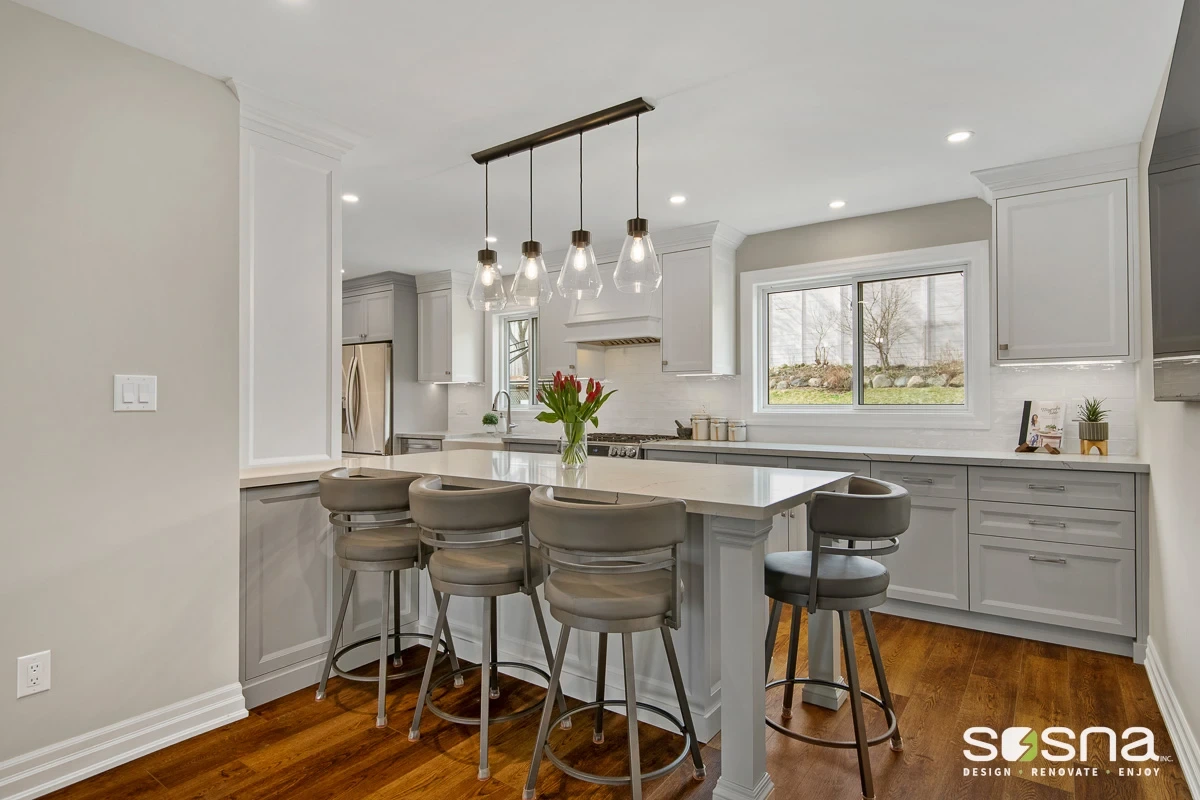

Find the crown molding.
[
  {"left": 972, "top": 144, "right": 1139, "bottom": 202},
  {"left": 342, "top": 271, "right": 418, "bottom": 294},
  {"left": 415, "top": 270, "right": 474, "bottom": 294},
  {"left": 540, "top": 220, "right": 746, "bottom": 268},
  {"left": 226, "top": 80, "right": 363, "bottom": 159},
  {"left": 1150, "top": 127, "right": 1200, "bottom": 173}
]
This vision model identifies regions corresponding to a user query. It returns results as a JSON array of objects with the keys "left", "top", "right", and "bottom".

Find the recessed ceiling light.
[
  {"left": 669, "top": 195, "right": 686, "bottom": 204},
  {"left": 946, "top": 131, "right": 973, "bottom": 144},
  {"left": 340, "top": 269, "right": 345, "bottom": 274},
  {"left": 829, "top": 200, "right": 846, "bottom": 209},
  {"left": 342, "top": 194, "right": 359, "bottom": 203}
]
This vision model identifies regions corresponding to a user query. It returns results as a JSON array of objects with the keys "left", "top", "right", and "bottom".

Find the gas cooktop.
[{"left": 588, "top": 433, "right": 678, "bottom": 444}]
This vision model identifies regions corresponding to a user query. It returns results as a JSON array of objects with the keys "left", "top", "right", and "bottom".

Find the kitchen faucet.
[{"left": 491, "top": 390, "right": 517, "bottom": 434}]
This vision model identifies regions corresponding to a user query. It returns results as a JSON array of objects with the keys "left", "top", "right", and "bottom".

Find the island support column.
[{"left": 712, "top": 515, "right": 775, "bottom": 800}]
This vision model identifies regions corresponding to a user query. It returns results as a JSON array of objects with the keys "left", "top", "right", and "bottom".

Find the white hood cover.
[{"left": 561, "top": 263, "right": 662, "bottom": 346}]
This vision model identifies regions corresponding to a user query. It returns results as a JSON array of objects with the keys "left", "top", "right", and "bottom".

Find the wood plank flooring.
[{"left": 46, "top": 612, "right": 1190, "bottom": 799}]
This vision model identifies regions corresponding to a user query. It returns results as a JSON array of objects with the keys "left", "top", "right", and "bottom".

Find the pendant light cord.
[
  {"left": 578, "top": 132, "right": 584, "bottom": 231},
  {"left": 484, "top": 161, "right": 489, "bottom": 245},
  {"left": 529, "top": 148, "right": 534, "bottom": 241},
  {"left": 636, "top": 113, "right": 640, "bottom": 219}
]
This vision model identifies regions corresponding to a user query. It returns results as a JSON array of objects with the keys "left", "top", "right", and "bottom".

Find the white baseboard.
[
  {"left": 1145, "top": 637, "right": 1199, "bottom": 798},
  {"left": 0, "top": 683, "right": 247, "bottom": 800}
]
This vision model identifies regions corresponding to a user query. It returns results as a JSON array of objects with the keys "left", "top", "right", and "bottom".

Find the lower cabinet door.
[
  {"left": 877, "top": 496, "right": 969, "bottom": 609},
  {"left": 968, "top": 535, "right": 1135, "bottom": 636},
  {"left": 242, "top": 482, "right": 337, "bottom": 681}
]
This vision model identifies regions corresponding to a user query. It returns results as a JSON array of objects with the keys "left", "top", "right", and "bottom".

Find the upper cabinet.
[
  {"left": 415, "top": 271, "right": 482, "bottom": 383},
  {"left": 342, "top": 288, "right": 394, "bottom": 344},
  {"left": 975, "top": 145, "right": 1139, "bottom": 363},
  {"left": 661, "top": 245, "right": 736, "bottom": 375}
]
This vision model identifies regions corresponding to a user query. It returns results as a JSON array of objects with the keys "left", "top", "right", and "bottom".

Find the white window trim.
[
  {"left": 739, "top": 240, "right": 991, "bottom": 429},
  {"left": 489, "top": 309, "right": 542, "bottom": 412}
]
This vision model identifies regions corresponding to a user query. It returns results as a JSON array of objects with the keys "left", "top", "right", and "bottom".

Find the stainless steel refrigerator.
[{"left": 342, "top": 342, "right": 392, "bottom": 455}]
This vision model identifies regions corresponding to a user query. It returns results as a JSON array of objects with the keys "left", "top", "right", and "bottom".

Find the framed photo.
[{"left": 1018, "top": 400, "right": 1067, "bottom": 452}]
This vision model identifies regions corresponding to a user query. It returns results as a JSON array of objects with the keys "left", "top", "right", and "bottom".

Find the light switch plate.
[{"left": 113, "top": 375, "right": 157, "bottom": 411}]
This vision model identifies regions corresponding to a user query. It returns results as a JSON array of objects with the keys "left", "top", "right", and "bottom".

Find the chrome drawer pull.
[
  {"left": 1028, "top": 555, "right": 1068, "bottom": 564},
  {"left": 903, "top": 476, "right": 935, "bottom": 484},
  {"left": 1027, "top": 519, "right": 1068, "bottom": 528},
  {"left": 1027, "top": 483, "right": 1067, "bottom": 492}
]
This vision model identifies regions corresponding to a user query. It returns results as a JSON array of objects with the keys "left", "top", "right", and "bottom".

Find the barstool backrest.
[
  {"left": 529, "top": 487, "right": 686, "bottom": 554},
  {"left": 408, "top": 475, "right": 530, "bottom": 534},
  {"left": 319, "top": 467, "right": 423, "bottom": 513},
  {"left": 808, "top": 477, "right": 910, "bottom": 541}
]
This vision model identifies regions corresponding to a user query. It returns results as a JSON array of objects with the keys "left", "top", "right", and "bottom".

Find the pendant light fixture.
[
  {"left": 556, "top": 133, "right": 603, "bottom": 301},
  {"left": 467, "top": 162, "right": 508, "bottom": 311},
  {"left": 614, "top": 113, "right": 661, "bottom": 293},
  {"left": 508, "top": 148, "right": 552, "bottom": 307}
]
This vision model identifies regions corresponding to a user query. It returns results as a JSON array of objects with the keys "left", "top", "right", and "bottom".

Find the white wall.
[
  {"left": 1137, "top": 57, "right": 1200, "bottom": 770},
  {"left": 0, "top": 0, "right": 240, "bottom": 764}
]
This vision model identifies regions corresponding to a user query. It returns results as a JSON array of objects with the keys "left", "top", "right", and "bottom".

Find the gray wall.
[
  {"left": 0, "top": 0, "right": 240, "bottom": 761},
  {"left": 737, "top": 197, "right": 991, "bottom": 273}
]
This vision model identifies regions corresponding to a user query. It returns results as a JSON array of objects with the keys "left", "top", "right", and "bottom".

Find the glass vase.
[{"left": 560, "top": 422, "right": 588, "bottom": 470}]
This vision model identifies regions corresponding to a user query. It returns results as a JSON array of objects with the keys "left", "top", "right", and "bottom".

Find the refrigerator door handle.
[
  {"left": 352, "top": 349, "right": 365, "bottom": 441},
  {"left": 345, "top": 351, "right": 358, "bottom": 441}
]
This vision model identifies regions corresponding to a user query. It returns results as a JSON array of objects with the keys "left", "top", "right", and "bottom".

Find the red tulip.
[
  {"left": 536, "top": 391, "right": 544, "bottom": 403},
  {"left": 587, "top": 378, "right": 595, "bottom": 395}
]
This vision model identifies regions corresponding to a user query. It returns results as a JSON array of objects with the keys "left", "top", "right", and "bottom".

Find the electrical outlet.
[
  {"left": 17, "top": 651, "right": 51, "bottom": 698},
  {"left": 455, "top": 404, "right": 468, "bottom": 416}
]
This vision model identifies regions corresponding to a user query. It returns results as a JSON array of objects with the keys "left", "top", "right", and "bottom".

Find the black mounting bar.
[{"left": 470, "top": 97, "right": 655, "bottom": 165}]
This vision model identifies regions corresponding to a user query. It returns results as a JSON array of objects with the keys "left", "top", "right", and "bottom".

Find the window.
[
  {"left": 747, "top": 241, "right": 987, "bottom": 425},
  {"left": 500, "top": 314, "right": 538, "bottom": 407}
]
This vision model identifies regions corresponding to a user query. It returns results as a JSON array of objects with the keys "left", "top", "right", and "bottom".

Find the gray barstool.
[
  {"left": 523, "top": 487, "right": 705, "bottom": 800},
  {"left": 316, "top": 467, "right": 461, "bottom": 728},
  {"left": 406, "top": 476, "right": 567, "bottom": 782},
  {"left": 764, "top": 476, "right": 910, "bottom": 800}
]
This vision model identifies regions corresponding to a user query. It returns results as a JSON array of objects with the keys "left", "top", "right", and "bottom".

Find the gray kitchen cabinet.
[
  {"left": 415, "top": 272, "right": 483, "bottom": 383},
  {"left": 342, "top": 288, "right": 393, "bottom": 344},
  {"left": 242, "top": 481, "right": 337, "bottom": 681},
  {"left": 644, "top": 449, "right": 716, "bottom": 464},
  {"left": 507, "top": 441, "right": 559, "bottom": 454}
]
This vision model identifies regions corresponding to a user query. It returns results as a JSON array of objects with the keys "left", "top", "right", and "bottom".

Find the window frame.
[
  {"left": 741, "top": 241, "right": 990, "bottom": 429},
  {"left": 494, "top": 310, "right": 541, "bottom": 409}
]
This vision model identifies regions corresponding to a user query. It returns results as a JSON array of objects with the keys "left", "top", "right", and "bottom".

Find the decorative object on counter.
[
  {"left": 1015, "top": 399, "right": 1066, "bottom": 454},
  {"left": 508, "top": 148, "right": 553, "bottom": 307},
  {"left": 481, "top": 412, "right": 500, "bottom": 435},
  {"left": 467, "top": 162, "right": 508, "bottom": 311},
  {"left": 536, "top": 371, "right": 616, "bottom": 470},
  {"left": 613, "top": 113, "right": 662, "bottom": 294},
  {"left": 691, "top": 412, "right": 711, "bottom": 441},
  {"left": 1076, "top": 396, "right": 1110, "bottom": 456},
  {"left": 673, "top": 419, "right": 693, "bottom": 439},
  {"left": 729, "top": 419, "right": 747, "bottom": 441},
  {"left": 711, "top": 415, "right": 728, "bottom": 441}
]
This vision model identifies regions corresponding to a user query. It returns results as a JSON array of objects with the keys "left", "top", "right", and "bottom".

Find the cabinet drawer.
[
  {"left": 717, "top": 453, "right": 788, "bottom": 468},
  {"left": 787, "top": 457, "right": 871, "bottom": 477},
  {"left": 968, "top": 467, "right": 1134, "bottom": 511},
  {"left": 400, "top": 438, "right": 442, "bottom": 454},
  {"left": 969, "top": 501, "right": 1134, "bottom": 550},
  {"left": 644, "top": 449, "right": 716, "bottom": 464},
  {"left": 968, "top": 535, "right": 1135, "bottom": 636},
  {"left": 870, "top": 462, "right": 966, "bottom": 499}
]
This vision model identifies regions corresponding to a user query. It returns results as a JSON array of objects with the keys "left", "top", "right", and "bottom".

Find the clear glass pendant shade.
[
  {"left": 556, "top": 231, "right": 603, "bottom": 300},
  {"left": 467, "top": 249, "right": 508, "bottom": 311},
  {"left": 508, "top": 241, "right": 552, "bottom": 307},
  {"left": 613, "top": 218, "right": 661, "bottom": 293}
]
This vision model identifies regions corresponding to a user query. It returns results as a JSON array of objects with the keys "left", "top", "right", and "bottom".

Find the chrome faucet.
[{"left": 492, "top": 390, "right": 517, "bottom": 434}]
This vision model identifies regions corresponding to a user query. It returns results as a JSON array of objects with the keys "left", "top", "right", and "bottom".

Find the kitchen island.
[{"left": 241, "top": 448, "right": 852, "bottom": 800}]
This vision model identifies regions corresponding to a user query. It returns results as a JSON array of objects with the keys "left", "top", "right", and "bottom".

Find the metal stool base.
[
  {"left": 425, "top": 661, "right": 557, "bottom": 727},
  {"left": 540, "top": 699, "right": 699, "bottom": 788},
  {"left": 319, "top": 632, "right": 451, "bottom": 694},
  {"left": 766, "top": 676, "right": 899, "bottom": 749}
]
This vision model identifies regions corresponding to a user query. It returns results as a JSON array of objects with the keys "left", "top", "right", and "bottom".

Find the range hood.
[{"left": 561, "top": 262, "right": 663, "bottom": 347}]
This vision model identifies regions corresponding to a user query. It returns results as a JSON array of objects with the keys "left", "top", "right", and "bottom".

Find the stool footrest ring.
[
  {"left": 426, "top": 661, "right": 551, "bottom": 726},
  {"left": 331, "top": 632, "right": 450, "bottom": 683},
  {"left": 766, "top": 677, "right": 898, "bottom": 748},
  {"left": 543, "top": 700, "right": 692, "bottom": 787}
]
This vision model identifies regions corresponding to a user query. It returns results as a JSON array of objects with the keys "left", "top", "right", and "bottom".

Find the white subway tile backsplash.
[{"left": 448, "top": 344, "right": 1138, "bottom": 455}]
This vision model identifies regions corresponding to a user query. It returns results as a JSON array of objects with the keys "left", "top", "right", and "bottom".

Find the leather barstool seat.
[
  {"left": 522, "top": 488, "right": 706, "bottom": 800},
  {"left": 315, "top": 467, "right": 460, "bottom": 729},
  {"left": 764, "top": 476, "right": 911, "bottom": 800}
]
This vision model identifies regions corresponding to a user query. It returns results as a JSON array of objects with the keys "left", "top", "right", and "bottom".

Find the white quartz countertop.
[
  {"left": 251, "top": 450, "right": 850, "bottom": 519},
  {"left": 640, "top": 439, "right": 1149, "bottom": 473}
]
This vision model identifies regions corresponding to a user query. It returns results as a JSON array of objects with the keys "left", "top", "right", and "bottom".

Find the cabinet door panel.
[
  {"left": 362, "top": 291, "right": 393, "bottom": 342},
  {"left": 1149, "top": 164, "right": 1200, "bottom": 356},
  {"left": 341, "top": 568, "right": 418, "bottom": 647},
  {"left": 661, "top": 248, "right": 712, "bottom": 373},
  {"left": 417, "top": 290, "right": 451, "bottom": 382},
  {"left": 996, "top": 180, "right": 1129, "bottom": 360},
  {"left": 342, "top": 296, "right": 364, "bottom": 343},
  {"left": 243, "top": 483, "right": 336, "bottom": 680},
  {"left": 877, "top": 496, "right": 968, "bottom": 609}
]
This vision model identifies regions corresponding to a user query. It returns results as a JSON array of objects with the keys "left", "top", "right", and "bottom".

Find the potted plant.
[
  {"left": 536, "top": 372, "right": 616, "bottom": 470},
  {"left": 1076, "top": 397, "right": 1109, "bottom": 455},
  {"left": 481, "top": 411, "right": 500, "bottom": 435}
]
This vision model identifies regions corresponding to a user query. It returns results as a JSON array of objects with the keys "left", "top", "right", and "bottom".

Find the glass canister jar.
[
  {"left": 691, "top": 413, "right": 711, "bottom": 441},
  {"left": 729, "top": 419, "right": 747, "bottom": 442},
  {"left": 711, "top": 416, "right": 728, "bottom": 441}
]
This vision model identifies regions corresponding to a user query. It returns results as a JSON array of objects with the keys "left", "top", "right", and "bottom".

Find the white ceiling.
[{"left": 17, "top": 0, "right": 1183, "bottom": 278}]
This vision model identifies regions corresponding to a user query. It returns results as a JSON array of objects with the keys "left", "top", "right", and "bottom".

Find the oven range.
[{"left": 585, "top": 433, "right": 678, "bottom": 459}]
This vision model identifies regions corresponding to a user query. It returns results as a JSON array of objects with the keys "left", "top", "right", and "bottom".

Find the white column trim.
[{"left": 1145, "top": 637, "right": 1200, "bottom": 797}]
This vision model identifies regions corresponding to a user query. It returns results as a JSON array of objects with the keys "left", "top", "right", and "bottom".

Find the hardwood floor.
[{"left": 46, "top": 611, "right": 1190, "bottom": 799}]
